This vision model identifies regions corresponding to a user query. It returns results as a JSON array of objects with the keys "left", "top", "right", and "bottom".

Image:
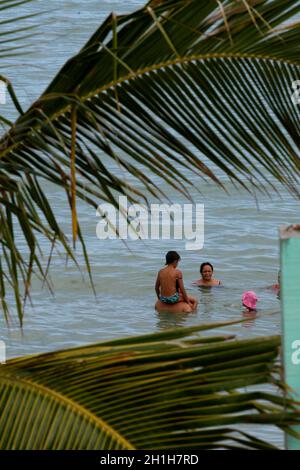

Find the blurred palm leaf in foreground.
[
  {"left": 1, "top": 0, "right": 300, "bottom": 323},
  {"left": 1, "top": 321, "right": 299, "bottom": 449}
]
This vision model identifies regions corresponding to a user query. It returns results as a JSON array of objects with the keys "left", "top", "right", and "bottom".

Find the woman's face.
[{"left": 201, "top": 265, "right": 213, "bottom": 281}]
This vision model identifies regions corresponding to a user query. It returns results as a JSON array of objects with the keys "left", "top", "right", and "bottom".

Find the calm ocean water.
[{"left": 1, "top": 0, "right": 299, "bottom": 447}]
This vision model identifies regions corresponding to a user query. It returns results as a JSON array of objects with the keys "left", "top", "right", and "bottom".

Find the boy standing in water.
[{"left": 155, "top": 251, "right": 198, "bottom": 313}]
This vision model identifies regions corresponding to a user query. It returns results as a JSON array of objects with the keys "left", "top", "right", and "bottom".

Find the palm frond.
[
  {"left": 1, "top": 322, "right": 299, "bottom": 449},
  {"left": 0, "top": 0, "right": 46, "bottom": 124},
  {"left": 1, "top": 0, "right": 300, "bottom": 322},
  {"left": 0, "top": 1, "right": 40, "bottom": 52}
]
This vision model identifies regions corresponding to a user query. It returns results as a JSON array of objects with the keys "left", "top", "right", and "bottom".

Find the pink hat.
[{"left": 242, "top": 291, "right": 258, "bottom": 309}]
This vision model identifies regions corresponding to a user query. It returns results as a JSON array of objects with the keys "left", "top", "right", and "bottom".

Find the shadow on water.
[
  {"left": 155, "top": 310, "right": 195, "bottom": 330},
  {"left": 242, "top": 310, "right": 257, "bottom": 328}
]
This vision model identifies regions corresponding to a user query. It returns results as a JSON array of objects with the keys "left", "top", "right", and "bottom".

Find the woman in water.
[{"left": 194, "top": 262, "right": 221, "bottom": 287}]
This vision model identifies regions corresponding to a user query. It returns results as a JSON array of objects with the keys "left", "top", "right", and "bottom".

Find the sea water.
[{"left": 1, "top": 0, "right": 299, "bottom": 448}]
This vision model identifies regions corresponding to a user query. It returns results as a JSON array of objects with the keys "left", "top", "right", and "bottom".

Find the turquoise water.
[{"left": 1, "top": 0, "right": 299, "bottom": 448}]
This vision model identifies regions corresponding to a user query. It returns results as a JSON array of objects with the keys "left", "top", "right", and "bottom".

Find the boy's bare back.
[{"left": 157, "top": 266, "right": 182, "bottom": 297}]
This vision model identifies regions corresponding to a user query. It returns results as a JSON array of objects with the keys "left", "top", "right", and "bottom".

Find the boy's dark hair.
[
  {"left": 200, "top": 262, "right": 214, "bottom": 273},
  {"left": 165, "top": 251, "right": 181, "bottom": 265}
]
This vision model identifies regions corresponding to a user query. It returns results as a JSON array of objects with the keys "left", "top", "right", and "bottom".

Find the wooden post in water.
[{"left": 280, "top": 225, "right": 300, "bottom": 450}]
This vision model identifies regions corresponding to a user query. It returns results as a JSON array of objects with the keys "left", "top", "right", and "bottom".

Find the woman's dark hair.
[
  {"left": 165, "top": 251, "right": 181, "bottom": 265},
  {"left": 200, "top": 262, "right": 214, "bottom": 274}
]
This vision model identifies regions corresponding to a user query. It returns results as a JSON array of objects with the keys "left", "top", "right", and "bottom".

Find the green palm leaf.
[
  {"left": 1, "top": 322, "right": 299, "bottom": 449},
  {"left": 0, "top": 0, "right": 44, "bottom": 125},
  {"left": 0, "top": 376, "right": 133, "bottom": 449},
  {"left": 1, "top": 0, "right": 300, "bottom": 323}
]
